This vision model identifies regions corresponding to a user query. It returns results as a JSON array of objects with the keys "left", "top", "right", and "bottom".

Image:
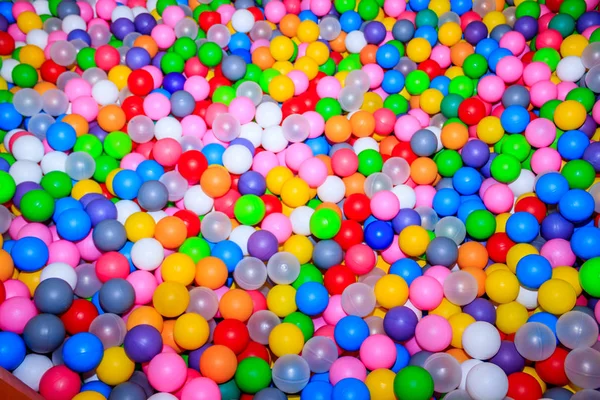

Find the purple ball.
[
  {"left": 67, "top": 29, "right": 92, "bottom": 45},
  {"left": 123, "top": 325, "right": 163, "bottom": 363},
  {"left": 463, "top": 298, "right": 496, "bottom": 324},
  {"left": 0, "top": 15, "right": 8, "bottom": 32},
  {"left": 85, "top": 198, "right": 118, "bottom": 226},
  {"left": 230, "top": 138, "right": 255, "bottom": 155},
  {"left": 13, "top": 182, "right": 42, "bottom": 208},
  {"left": 383, "top": 306, "right": 418, "bottom": 342},
  {"left": 541, "top": 212, "right": 574, "bottom": 240},
  {"left": 392, "top": 209, "right": 421, "bottom": 234},
  {"left": 364, "top": 21, "right": 386, "bottom": 44},
  {"left": 111, "top": 18, "right": 135, "bottom": 40},
  {"left": 188, "top": 344, "right": 211, "bottom": 372},
  {"left": 126, "top": 47, "right": 152, "bottom": 70},
  {"left": 461, "top": 139, "right": 490, "bottom": 169},
  {"left": 577, "top": 11, "right": 600, "bottom": 33},
  {"left": 513, "top": 16, "right": 537, "bottom": 41},
  {"left": 583, "top": 142, "right": 600, "bottom": 172},
  {"left": 238, "top": 171, "right": 266, "bottom": 196},
  {"left": 79, "top": 193, "right": 106, "bottom": 208},
  {"left": 463, "top": 21, "right": 488, "bottom": 45},
  {"left": 134, "top": 13, "right": 157, "bottom": 35},
  {"left": 489, "top": 341, "right": 525, "bottom": 375},
  {"left": 480, "top": 152, "right": 497, "bottom": 178},
  {"left": 580, "top": 115, "right": 597, "bottom": 138},
  {"left": 89, "top": 122, "right": 108, "bottom": 142},
  {"left": 152, "top": 52, "right": 165, "bottom": 69},
  {"left": 247, "top": 230, "right": 279, "bottom": 261}
]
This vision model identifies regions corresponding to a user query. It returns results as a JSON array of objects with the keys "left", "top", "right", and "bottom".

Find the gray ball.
[
  {"left": 56, "top": 1, "right": 80, "bottom": 19},
  {"left": 99, "top": 279, "right": 135, "bottom": 315},
  {"left": 93, "top": 219, "right": 127, "bottom": 252},
  {"left": 128, "top": 371, "right": 154, "bottom": 397},
  {"left": 137, "top": 180, "right": 169, "bottom": 212},
  {"left": 33, "top": 278, "right": 73, "bottom": 315},
  {"left": 392, "top": 20, "right": 415, "bottom": 42},
  {"left": 235, "top": 0, "right": 255, "bottom": 8},
  {"left": 254, "top": 387, "right": 287, "bottom": 400},
  {"left": 544, "top": 387, "right": 573, "bottom": 400},
  {"left": 23, "top": 314, "right": 66, "bottom": 354},
  {"left": 170, "top": 90, "right": 196, "bottom": 118},
  {"left": 426, "top": 237, "right": 458, "bottom": 267},
  {"left": 109, "top": 382, "right": 147, "bottom": 400},
  {"left": 222, "top": 55, "right": 247, "bottom": 82},
  {"left": 74, "top": 263, "right": 102, "bottom": 299},
  {"left": 502, "top": 85, "right": 530, "bottom": 108},
  {"left": 490, "top": 24, "right": 512, "bottom": 42},
  {"left": 312, "top": 240, "right": 343, "bottom": 270},
  {"left": 435, "top": 177, "right": 454, "bottom": 191},
  {"left": 409, "top": 351, "right": 433, "bottom": 367},
  {"left": 410, "top": 129, "right": 438, "bottom": 157}
]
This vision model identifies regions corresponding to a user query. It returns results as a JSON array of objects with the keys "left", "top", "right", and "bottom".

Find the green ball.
[
  {"left": 218, "top": 379, "right": 241, "bottom": 400},
  {"left": 415, "top": 9, "right": 438, "bottom": 28},
  {"left": 307, "top": 198, "right": 322, "bottom": 209},
  {"left": 532, "top": 48, "right": 560, "bottom": 71},
  {"left": 357, "top": 0, "right": 379, "bottom": 20},
  {"left": 590, "top": 27, "right": 600, "bottom": 43},
  {"left": 259, "top": 68, "right": 280, "bottom": 93},
  {"left": 393, "top": 366, "right": 434, "bottom": 400},
  {"left": 405, "top": 70, "right": 430, "bottom": 95},
  {"left": 565, "top": 87, "right": 595, "bottom": 113},
  {"left": 212, "top": 86, "right": 236, "bottom": 105},
  {"left": 337, "top": 54, "right": 362, "bottom": 72},
  {"left": 384, "top": 94, "right": 409, "bottom": 115},
  {"left": 559, "top": 0, "right": 586, "bottom": 19},
  {"left": 41, "top": 171, "right": 73, "bottom": 199},
  {"left": 516, "top": 1, "right": 541, "bottom": 18},
  {"left": 20, "top": 190, "right": 55, "bottom": 222},
  {"left": 234, "top": 357, "right": 272, "bottom": 394},
  {"left": 160, "top": 52, "right": 185, "bottom": 74},
  {"left": 234, "top": 194, "right": 265, "bottom": 226},
  {"left": 561, "top": 159, "right": 595, "bottom": 189},
  {"left": 315, "top": 97, "right": 342, "bottom": 121},
  {"left": 0, "top": 90, "right": 12, "bottom": 104},
  {"left": 179, "top": 237, "right": 211, "bottom": 264},
  {"left": 104, "top": 132, "right": 132, "bottom": 160},
  {"left": 448, "top": 76, "right": 474, "bottom": 98},
  {"left": 156, "top": 0, "right": 177, "bottom": 14},
  {"left": 579, "top": 258, "right": 600, "bottom": 297},
  {"left": 500, "top": 134, "right": 531, "bottom": 162},
  {"left": 435, "top": 149, "right": 463, "bottom": 177},
  {"left": 490, "top": 153, "right": 521, "bottom": 183},
  {"left": 12, "top": 64, "right": 37, "bottom": 88},
  {"left": 283, "top": 312, "right": 315, "bottom": 342},
  {"left": 334, "top": 0, "right": 356, "bottom": 12},
  {"left": 173, "top": 37, "right": 197, "bottom": 60},
  {"left": 93, "top": 154, "right": 119, "bottom": 183},
  {"left": 243, "top": 64, "right": 262, "bottom": 82},
  {"left": 440, "top": 93, "right": 463, "bottom": 118},
  {"left": 319, "top": 58, "right": 336, "bottom": 76},
  {"left": 466, "top": 210, "right": 496, "bottom": 240},
  {"left": 74, "top": 134, "right": 103, "bottom": 159},
  {"left": 309, "top": 208, "right": 341, "bottom": 240},
  {"left": 539, "top": 99, "right": 561, "bottom": 120},
  {"left": 76, "top": 47, "right": 96, "bottom": 70},
  {"left": 0, "top": 171, "right": 16, "bottom": 203},
  {"left": 357, "top": 149, "right": 383, "bottom": 176},
  {"left": 548, "top": 14, "right": 575, "bottom": 37},
  {"left": 292, "top": 264, "right": 324, "bottom": 289},
  {"left": 463, "top": 54, "right": 488, "bottom": 79},
  {"left": 198, "top": 42, "right": 223, "bottom": 67},
  {"left": 49, "top": 0, "right": 61, "bottom": 16},
  {"left": 209, "top": 0, "right": 231, "bottom": 10}
]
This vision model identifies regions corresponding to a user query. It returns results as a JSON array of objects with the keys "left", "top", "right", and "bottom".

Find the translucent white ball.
[
  {"left": 231, "top": 10, "right": 255, "bottom": 33},
  {"left": 183, "top": 185, "right": 214, "bottom": 216},
  {"left": 154, "top": 116, "right": 183, "bottom": 141},
  {"left": 222, "top": 144, "right": 253, "bottom": 174},
  {"left": 92, "top": 80, "right": 119, "bottom": 106}
]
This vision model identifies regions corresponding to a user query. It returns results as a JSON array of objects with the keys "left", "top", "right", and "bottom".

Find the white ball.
[
  {"left": 4, "top": 129, "right": 24, "bottom": 149},
  {"left": 392, "top": 184, "right": 416, "bottom": 209},
  {"left": 147, "top": 0, "right": 158, "bottom": 11},
  {"left": 13, "top": 354, "right": 53, "bottom": 391},
  {"left": 516, "top": 286, "right": 539, "bottom": 309},
  {"left": 12, "top": 136, "right": 44, "bottom": 163},
  {"left": 62, "top": 15, "right": 86, "bottom": 33},
  {"left": 262, "top": 126, "right": 288, "bottom": 153},
  {"left": 148, "top": 210, "right": 168, "bottom": 223},
  {"left": 40, "top": 262, "right": 78, "bottom": 290},
  {"left": 92, "top": 80, "right": 119, "bottom": 106},
  {"left": 509, "top": 169, "right": 535, "bottom": 198},
  {"left": 317, "top": 176, "right": 345, "bottom": 204},
  {"left": 458, "top": 359, "right": 482, "bottom": 390},
  {"left": 353, "top": 137, "right": 379, "bottom": 154},
  {"left": 223, "top": 145, "right": 253, "bottom": 174},
  {"left": 41, "top": 151, "right": 68, "bottom": 174},
  {"left": 1, "top": 59, "right": 18, "bottom": 83},
  {"left": 131, "top": 238, "right": 164, "bottom": 271},
  {"left": 556, "top": 56, "right": 585, "bottom": 82},
  {"left": 466, "top": 363, "right": 508, "bottom": 400},
  {"left": 9, "top": 160, "right": 43, "bottom": 184},
  {"left": 240, "top": 122, "right": 263, "bottom": 148},
  {"left": 290, "top": 206, "right": 314, "bottom": 236},
  {"left": 231, "top": 9, "right": 255, "bottom": 33},
  {"left": 256, "top": 102, "right": 282, "bottom": 128},
  {"left": 154, "top": 116, "right": 183, "bottom": 140},
  {"left": 462, "top": 321, "right": 501, "bottom": 360},
  {"left": 26, "top": 29, "right": 48, "bottom": 48},
  {"left": 345, "top": 31, "right": 367, "bottom": 53},
  {"left": 183, "top": 185, "right": 214, "bottom": 216},
  {"left": 229, "top": 225, "right": 256, "bottom": 255},
  {"left": 148, "top": 394, "right": 179, "bottom": 400},
  {"left": 32, "top": 0, "right": 51, "bottom": 15},
  {"left": 115, "top": 200, "right": 141, "bottom": 224},
  {"left": 112, "top": 5, "right": 135, "bottom": 21}
]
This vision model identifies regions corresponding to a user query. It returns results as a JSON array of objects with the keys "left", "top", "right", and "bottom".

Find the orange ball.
[
  {"left": 380, "top": 136, "right": 399, "bottom": 155},
  {"left": 62, "top": 114, "right": 89, "bottom": 137},
  {"left": 0, "top": 250, "right": 14, "bottom": 281},
  {"left": 154, "top": 216, "right": 187, "bottom": 249},
  {"left": 195, "top": 256, "right": 228, "bottom": 289},
  {"left": 329, "top": 32, "right": 347, "bottom": 53},
  {"left": 199, "top": 345, "right": 238, "bottom": 383},
  {"left": 280, "top": 14, "right": 300, "bottom": 37},
  {"left": 350, "top": 110, "right": 376, "bottom": 138},
  {"left": 252, "top": 47, "right": 275, "bottom": 70},
  {"left": 161, "top": 319, "right": 183, "bottom": 353},
  {"left": 441, "top": 122, "right": 469, "bottom": 150},
  {"left": 325, "top": 115, "right": 352, "bottom": 143},
  {"left": 126, "top": 306, "right": 164, "bottom": 331},
  {"left": 410, "top": 157, "right": 438, "bottom": 185},
  {"left": 98, "top": 104, "right": 126, "bottom": 132},
  {"left": 458, "top": 241, "right": 489, "bottom": 270},
  {"left": 343, "top": 173, "right": 366, "bottom": 196},
  {"left": 463, "top": 266, "right": 487, "bottom": 297},
  {"left": 447, "top": 348, "right": 470, "bottom": 363},
  {"left": 219, "top": 289, "right": 253, "bottom": 322},
  {"left": 359, "top": 44, "right": 378, "bottom": 65},
  {"left": 200, "top": 166, "right": 231, "bottom": 198},
  {"left": 34, "top": 82, "right": 57, "bottom": 95},
  {"left": 133, "top": 35, "right": 158, "bottom": 58},
  {"left": 450, "top": 42, "right": 474, "bottom": 67}
]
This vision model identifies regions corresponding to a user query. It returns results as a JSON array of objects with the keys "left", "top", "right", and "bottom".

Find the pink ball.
[
  {"left": 252, "top": 151, "right": 279, "bottom": 177},
  {"left": 383, "top": 0, "right": 406, "bottom": 16},
  {"left": 414, "top": 185, "right": 436, "bottom": 208},
  {"left": 13, "top": 1, "right": 35, "bottom": 16},
  {"left": 147, "top": 352, "right": 187, "bottom": 392},
  {"left": 298, "top": 157, "right": 328, "bottom": 187},
  {"left": 181, "top": 377, "right": 221, "bottom": 400},
  {"left": 288, "top": 70, "right": 309, "bottom": 95},
  {"left": 77, "top": 1, "right": 94, "bottom": 21},
  {"left": 530, "top": 80, "right": 557, "bottom": 108},
  {"left": 17, "top": 223, "right": 52, "bottom": 245},
  {"left": 142, "top": 66, "right": 164, "bottom": 89},
  {"left": 217, "top": 4, "right": 236, "bottom": 24},
  {"left": 182, "top": 115, "right": 207, "bottom": 138},
  {"left": 304, "top": 111, "right": 325, "bottom": 138},
  {"left": 540, "top": 238, "right": 576, "bottom": 268},
  {"left": 329, "top": 356, "right": 367, "bottom": 385},
  {"left": 151, "top": 24, "right": 176, "bottom": 49},
  {"left": 530, "top": 147, "right": 562, "bottom": 175},
  {"left": 95, "top": 0, "right": 117, "bottom": 19},
  {"left": 479, "top": 177, "right": 499, "bottom": 198},
  {"left": 285, "top": 143, "right": 313, "bottom": 172},
  {"left": 344, "top": 244, "right": 376, "bottom": 275},
  {"left": 370, "top": 191, "right": 400, "bottom": 221},
  {"left": 162, "top": 5, "right": 185, "bottom": 27},
  {"left": 76, "top": 231, "right": 102, "bottom": 261},
  {"left": 126, "top": 270, "right": 157, "bottom": 305},
  {"left": 362, "top": 64, "right": 384, "bottom": 89},
  {"left": 483, "top": 183, "right": 514, "bottom": 214},
  {"left": 48, "top": 240, "right": 81, "bottom": 268},
  {"left": 71, "top": 96, "right": 99, "bottom": 122},
  {"left": 64, "top": 78, "right": 92, "bottom": 102},
  {"left": 323, "top": 294, "right": 347, "bottom": 325},
  {"left": 499, "top": 31, "right": 526, "bottom": 56},
  {"left": 260, "top": 213, "right": 292, "bottom": 244},
  {"left": 4, "top": 279, "right": 30, "bottom": 299},
  {"left": 381, "top": 237, "right": 405, "bottom": 264},
  {"left": 228, "top": 97, "right": 255, "bottom": 125},
  {"left": 523, "top": 62, "right": 552, "bottom": 86},
  {"left": 525, "top": 117, "right": 556, "bottom": 148},
  {"left": 316, "top": 76, "right": 341, "bottom": 99},
  {"left": 331, "top": 148, "right": 358, "bottom": 177},
  {"left": 153, "top": 138, "right": 182, "bottom": 167},
  {"left": 496, "top": 56, "right": 523, "bottom": 83},
  {"left": 408, "top": 108, "right": 430, "bottom": 127},
  {"left": 394, "top": 115, "right": 421, "bottom": 141},
  {"left": 593, "top": 101, "right": 600, "bottom": 125},
  {"left": 143, "top": 93, "right": 171, "bottom": 120},
  {"left": 172, "top": 368, "right": 202, "bottom": 399},
  {"left": 120, "top": 153, "right": 145, "bottom": 171},
  {"left": 247, "top": 289, "right": 267, "bottom": 312},
  {"left": 404, "top": 336, "right": 423, "bottom": 355},
  {"left": 264, "top": 0, "right": 286, "bottom": 22},
  {"left": 359, "top": 334, "right": 397, "bottom": 370},
  {"left": 557, "top": 81, "right": 578, "bottom": 101},
  {"left": 310, "top": 0, "right": 331, "bottom": 15},
  {"left": 430, "top": 45, "right": 451, "bottom": 68},
  {"left": 8, "top": 216, "right": 27, "bottom": 240},
  {"left": 415, "top": 314, "right": 452, "bottom": 352},
  {"left": 409, "top": 276, "right": 443, "bottom": 311},
  {"left": 477, "top": 75, "right": 505, "bottom": 103},
  {"left": 0, "top": 297, "right": 37, "bottom": 334},
  {"left": 184, "top": 76, "right": 210, "bottom": 101}
]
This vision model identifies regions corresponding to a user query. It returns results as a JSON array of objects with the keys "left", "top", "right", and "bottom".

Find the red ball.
[
  {"left": 486, "top": 232, "right": 515, "bottom": 263},
  {"left": 0, "top": 280, "right": 5, "bottom": 305},
  {"left": 95, "top": 45, "right": 120, "bottom": 71},
  {"left": 237, "top": 341, "right": 271, "bottom": 364},
  {"left": 208, "top": 76, "right": 232, "bottom": 97},
  {"left": 301, "top": 88, "right": 319, "bottom": 111},
  {"left": 127, "top": 69, "right": 154, "bottom": 96},
  {"left": 60, "top": 299, "right": 98, "bottom": 334},
  {"left": 95, "top": 252, "right": 130, "bottom": 282},
  {"left": 506, "top": 372, "right": 543, "bottom": 400},
  {"left": 247, "top": 7, "right": 264, "bottom": 21},
  {"left": 535, "top": 347, "right": 569, "bottom": 386},
  {"left": 40, "top": 60, "right": 67, "bottom": 84},
  {"left": 391, "top": 141, "right": 418, "bottom": 164},
  {"left": 213, "top": 319, "right": 250, "bottom": 355},
  {"left": 121, "top": 96, "right": 145, "bottom": 121},
  {"left": 514, "top": 197, "right": 547, "bottom": 224},
  {"left": 458, "top": 98, "right": 487, "bottom": 126},
  {"left": 174, "top": 210, "right": 201, "bottom": 237},
  {"left": 198, "top": 11, "right": 221, "bottom": 33},
  {"left": 39, "top": 366, "right": 81, "bottom": 400},
  {"left": 184, "top": 57, "right": 209, "bottom": 78},
  {"left": 178, "top": 150, "right": 208, "bottom": 183},
  {"left": 193, "top": 100, "right": 212, "bottom": 120},
  {"left": 334, "top": 220, "right": 364, "bottom": 251},
  {"left": 460, "top": 11, "right": 482, "bottom": 30},
  {"left": 0, "top": 31, "right": 15, "bottom": 55},
  {"left": 324, "top": 265, "right": 357, "bottom": 295},
  {"left": 535, "top": 29, "right": 563, "bottom": 51},
  {"left": 214, "top": 189, "right": 241, "bottom": 218},
  {"left": 343, "top": 193, "right": 371, "bottom": 222},
  {"left": 418, "top": 59, "right": 443, "bottom": 80},
  {"left": 373, "top": 108, "right": 396, "bottom": 136},
  {"left": 261, "top": 194, "right": 283, "bottom": 216},
  {"left": 545, "top": 0, "right": 563, "bottom": 12},
  {"left": 282, "top": 97, "right": 307, "bottom": 119}
]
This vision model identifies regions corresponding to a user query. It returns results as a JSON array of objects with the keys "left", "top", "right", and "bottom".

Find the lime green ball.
[
  {"left": 590, "top": 27, "right": 600, "bottom": 43},
  {"left": 540, "top": 99, "right": 561, "bottom": 120},
  {"left": 466, "top": 210, "right": 496, "bottom": 240},
  {"left": 448, "top": 76, "right": 474, "bottom": 98},
  {"left": 337, "top": 55, "right": 362, "bottom": 72},
  {"left": 234, "top": 195, "right": 265, "bottom": 226},
  {"left": 198, "top": 42, "right": 223, "bottom": 67},
  {"left": 74, "top": 134, "right": 103, "bottom": 159},
  {"left": 579, "top": 258, "right": 600, "bottom": 297},
  {"left": 463, "top": 53, "right": 488, "bottom": 79},
  {"left": 532, "top": 48, "right": 560, "bottom": 71},
  {"left": 12, "top": 64, "right": 37, "bottom": 88},
  {"left": 309, "top": 208, "right": 341, "bottom": 240},
  {"left": 234, "top": 358, "right": 271, "bottom": 394},
  {"left": 179, "top": 237, "right": 211, "bottom": 264},
  {"left": 318, "top": 58, "right": 336, "bottom": 76},
  {"left": 435, "top": 150, "right": 463, "bottom": 177},
  {"left": 394, "top": 366, "right": 434, "bottom": 400},
  {"left": 244, "top": 64, "right": 262, "bottom": 82},
  {"left": 20, "top": 190, "right": 55, "bottom": 222},
  {"left": 500, "top": 134, "right": 531, "bottom": 162},
  {"left": 307, "top": 198, "right": 322, "bottom": 209},
  {"left": 259, "top": 68, "right": 280, "bottom": 93},
  {"left": 405, "top": 70, "right": 430, "bottom": 95},
  {"left": 516, "top": 1, "right": 541, "bottom": 18},
  {"left": 561, "top": 159, "right": 595, "bottom": 189},
  {"left": 490, "top": 153, "right": 521, "bottom": 183},
  {"left": 357, "top": 149, "right": 383, "bottom": 176},
  {"left": 156, "top": 0, "right": 177, "bottom": 14},
  {"left": 41, "top": 171, "right": 73, "bottom": 199},
  {"left": 104, "top": 132, "right": 132, "bottom": 160},
  {"left": 283, "top": 312, "right": 315, "bottom": 342},
  {"left": 173, "top": 37, "right": 197, "bottom": 60},
  {"left": 93, "top": 154, "right": 120, "bottom": 183},
  {"left": 315, "top": 97, "right": 342, "bottom": 121},
  {"left": 292, "top": 264, "right": 324, "bottom": 289},
  {"left": 565, "top": 87, "right": 595, "bottom": 113},
  {"left": 334, "top": 0, "right": 356, "bottom": 12},
  {"left": 76, "top": 47, "right": 97, "bottom": 70},
  {"left": 0, "top": 171, "right": 16, "bottom": 203},
  {"left": 357, "top": 0, "right": 379, "bottom": 20},
  {"left": 384, "top": 94, "right": 409, "bottom": 115},
  {"left": 160, "top": 52, "right": 185, "bottom": 74},
  {"left": 212, "top": 86, "right": 236, "bottom": 105}
]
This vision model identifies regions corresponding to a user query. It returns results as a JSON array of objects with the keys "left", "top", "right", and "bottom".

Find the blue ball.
[
  {"left": 332, "top": 378, "right": 370, "bottom": 400},
  {"left": 0, "top": 103, "right": 23, "bottom": 131},
  {"left": 301, "top": 381, "right": 333, "bottom": 400},
  {"left": 306, "top": 136, "right": 331, "bottom": 156},
  {"left": 334, "top": 315, "right": 369, "bottom": 352},
  {"left": 211, "top": 240, "right": 243, "bottom": 273},
  {"left": 475, "top": 38, "right": 500, "bottom": 59},
  {"left": 375, "top": 44, "right": 400, "bottom": 69},
  {"left": 229, "top": 32, "right": 251, "bottom": 52},
  {"left": 119, "top": 241, "right": 136, "bottom": 271},
  {"left": 414, "top": 25, "right": 438, "bottom": 47},
  {"left": 0, "top": 332, "right": 26, "bottom": 370},
  {"left": 339, "top": 11, "right": 362, "bottom": 32},
  {"left": 381, "top": 70, "right": 405, "bottom": 94},
  {"left": 202, "top": 143, "right": 225, "bottom": 165},
  {"left": 535, "top": 172, "right": 569, "bottom": 205},
  {"left": 113, "top": 169, "right": 143, "bottom": 200},
  {"left": 81, "top": 381, "right": 113, "bottom": 398},
  {"left": 409, "top": 0, "right": 429, "bottom": 12},
  {"left": 11, "top": 237, "right": 49, "bottom": 272},
  {"left": 506, "top": 212, "right": 539, "bottom": 243},
  {"left": 516, "top": 254, "right": 552, "bottom": 290},
  {"left": 46, "top": 122, "right": 77, "bottom": 152},
  {"left": 557, "top": 130, "right": 590, "bottom": 160},
  {"left": 452, "top": 167, "right": 483, "bottom": 195},
  {"left": 311, "top": 372, "right": 330, "bottom": 382},
  {"left": 430, "top": 76, "right": 450, "bottom": 95},
  {"left": 433, "top": 188, "right": 461, "bottom": 217},
  {"left": 389, "top": 258, "right": 422, "bottom": 286},
  {"left": 91, "top": 291, "right": 105, "bottom": 315},
  {"left": 62, "top": 332, "right": 104, "bottom": 373},
  {"left": 364, "top": 220, "right": 394, "bottom": 251},
  {"left": 451, "top": 0, "right": 473, "bottom": 15},
  {"left": 391, "top": 343, "right": 411, "bottom": 373},
  {"left": 56, "top": 208, "right": 92, "bottom": 242},
  {"left": 571, "top": 226, "right": 600, "bottom": 260},
  {"left": 501, "top": 105, "right": 530, "bottom": 134},
  {"left": 298, "top": 10, "right": 318, "bottom": 22},
  {"left": 53, "top": 197, "right": 84, "bottom": 223},
  {"left": 558, "top": 189, "right": 595, "bottom": 223},
  {"left": 136, "top": 160, "right": 164, "bottom": 182},
  {"left": 296, "top": 282, "right": 329, "bottom": 316}
]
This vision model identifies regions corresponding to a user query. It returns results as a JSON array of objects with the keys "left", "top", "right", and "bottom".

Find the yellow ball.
[
  {"left": 152, "top": 281, "right": 190, "bottom": 318},
  {"left": 18, "top": 270, "right": 42, "bottom": 296},
  {"left": 406, "top": 38, "right": 432, "bottom": 63},
  {"left": 270, "top": 36, "right": 295, "bottom": 61},
  {"left": 294, "top": 56, "right": 319, "bottom": 80},
  {"left": 365, "top": 369, "right": 396, "bottom": 400},
  {"left": 19, "top": 45, "right": 45, "bottom": 69},
  {"left": 266, "top": 166, "right": 293, "bottom": 195},
  {"left": 523, "top": 366, "right": 547, "bottom": 393},
  {"left": 269, "top": 323, "right": 305, "bottom": 357},
  {"left": 268, "top": 74, "right": 295, "bottom": 102},
  {"left": 554, "top": 100, "right": 587, "bottom": 131},
  {"left": 399, "top": 225, "right": 430, "bottom": 257},
  {"left": 374, "top": 274, "right": 409, "bottom": 309},
  {"left": 272, "top": 61, "right": 294, "bottom": 75},
  {"left": 552, "top": 266, "right": 582, "bottom": 296},
  {"left": 361, "top": 92, "right": 384, "bottom": 113},
  {"left": 495, "top": 213, "right": 511, "bottom": 233},
  {"left": 449, "top": 312, "right": 475, "bottom": 348},
  {"left": 17, "top": 11, "right": 42, "bottom": 34},
  {"left": 283, "top": 235, "right": 314, "bottom": 265},
  {"left": 419, "top": 88, "right": 444, "bottom": 115},
  {"left": 306, "top": 42, "right": 330, "bottom": 65},
  {"left": 281, "top": 177, "right": 310, "bottom": 208},
  {"left": 73, "top": 393, "right": 107, "bottom": 400},
  {"left": 108, "top": 65, "right": 132, "bottom": 91},
  {"left": 96, "top": 347, "right": 135, "bottom": 386},
  {"left": 71, "top": 180, "right": 103, "bottom": 200},
  {"left": 428, "top": 0, "right": 451, "bottom": 15},
  {"left": 560, "top": 34, "right": 588, "bottom": 57},
  {"left": 124, "top": 211, "right": 156, "bottom": 242},
  {"left": 173, "top": 313, "right": 210, "bottom": 350},
  {"left": 267, "top": 284, "right": 297, "bottom": 317},
  {"left": 506, "top": 243, "right": 538, "bottom": 273},
  {"left": 477, "top": 116, "right": 504, "bottom": 144},
  {"left": 485, "top": 269, "right": 519, "bottom": 304},
  {"left": 297, "top": 20, "right": 319, "bottom": 43},
  {"left": 486, "top": 263, "right": 510, "bottom": 275},
  {"left": 438, "top": 22, "right": 462, "bottom": 46},
  {"left": 482, "top": 11, "right": 506, "bottom": 32},
  {"left": 161, "top": 253, "right": 196, "bottom": 286},
  {"left": 538, "top": 279, "right": 577, "bottom": 315},
  {"left": 430, "top": 298, "right": 461, "bottom": 319},
  {"left": 496, "top": 301, "right": 528, "bottom": 334}
]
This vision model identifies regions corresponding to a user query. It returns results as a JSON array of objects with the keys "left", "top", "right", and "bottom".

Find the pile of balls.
[{"left": 1, "top": 0, "right": 600, "bottom": 399}]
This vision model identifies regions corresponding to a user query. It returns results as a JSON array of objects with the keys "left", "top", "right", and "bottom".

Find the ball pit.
[{"left": 0, "top": 0, "right": 600, "bottom": 399}]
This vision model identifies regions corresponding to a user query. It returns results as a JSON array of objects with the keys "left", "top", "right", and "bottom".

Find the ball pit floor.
[{"left": 2, "top": 0, "right": 600, "bottom": 399}]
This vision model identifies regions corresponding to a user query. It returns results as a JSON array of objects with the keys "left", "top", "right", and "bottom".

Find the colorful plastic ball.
[
  {"left": 123, "top": 324, "right": 163, "bottom": 363},
  {"left": 147, "top": 352, "right": 188, "bottom": 393},
  {"left": 465, "top": 362, "right": 509, "bottom": 400},
  {"left": 0, "top": 331, "right": 26, "bottom": 370},
  {"left": 235, "top": 357, "right": 272, "bottom": 394},
  {"left": 516, "top": 255, "right": 552, "bottom": 290},
  {"left": 39, "top": 365, "right": 81, "bottom": 400},
  {"left": 62, "top": 332, "right": 104, "bottom": 373},
  {"left": 393, "top": 366, "right": 434, "bottom": 400}
]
